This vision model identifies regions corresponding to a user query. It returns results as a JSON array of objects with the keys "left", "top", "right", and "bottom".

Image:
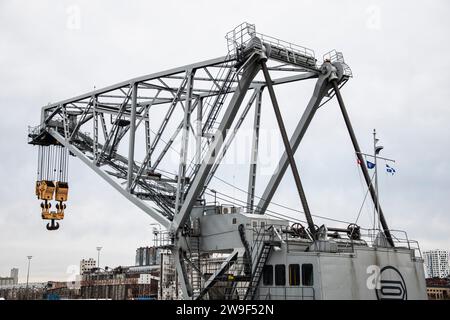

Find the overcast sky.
[{"left": 1, "top": 0, "right": 449, "bottom": 282}]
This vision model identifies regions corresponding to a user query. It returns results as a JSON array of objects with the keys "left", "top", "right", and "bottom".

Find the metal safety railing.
[
  {"left": 225, "top": 22, "right": 316, "bottom": 68},
  {"left": 251, "top": 225, "right": 275, "bottom": 266},
  {"left": 322, "top": 49, "right": 353, "bottom": 77},
  {"left": 255, "top": 286, "right": 315, "bottom": 300},
  {"left": 339, "top": 228, "right": 423, "bottom": 259}
]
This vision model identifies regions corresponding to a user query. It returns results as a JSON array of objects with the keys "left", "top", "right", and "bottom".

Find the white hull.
[{"left": 258, "top": 245, "right": 426, "bottom": 300}]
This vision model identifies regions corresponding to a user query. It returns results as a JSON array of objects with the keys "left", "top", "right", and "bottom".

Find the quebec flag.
[
  {"left": 366, "top": 161, "right": 376, "bottom": 169},
  {"left": 386, "top": 164, "right": 396, "bottom": 175}
]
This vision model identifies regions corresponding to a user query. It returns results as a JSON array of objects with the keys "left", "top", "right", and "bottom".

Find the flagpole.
[
  {"left": 373, "top": 129, "right": 381, "bottom": 231},
  {"left": 373, "top": 129, "right": 377, "bottom": 230}
]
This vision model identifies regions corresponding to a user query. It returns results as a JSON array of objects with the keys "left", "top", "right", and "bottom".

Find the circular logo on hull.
[{"left": 376, "top": 266, "right": 407, "bottom": 300}]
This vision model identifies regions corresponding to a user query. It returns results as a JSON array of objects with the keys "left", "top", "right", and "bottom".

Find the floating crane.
[{"left": 28, "top": 23, "right": 426, "bottom": 300}]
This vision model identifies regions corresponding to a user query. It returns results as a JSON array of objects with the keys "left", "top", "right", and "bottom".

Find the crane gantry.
[{"left": 28, "top": 23, "right": 397, "bottom": 299}]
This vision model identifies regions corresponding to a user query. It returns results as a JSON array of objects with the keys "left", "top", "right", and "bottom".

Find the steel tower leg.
[
  {"left": 175, "top": 69, "right": 195, "bottom": 213},
  {"left": 196, "top": 97, "right": 203, "bottom": 166},
  {"left": 247, "top": 86, "right": 263, "bottom": 212},
  {"left": 331, "top": 80, "right": 394, "bottom": 247},
  {"left": 127, "top": 83, "right": 138, "bottom": 190},
  {"left": 93, "top": 98, "right": 99, "bottom": 161},
  {"left": 261, "top": 61, "right": 316, "bottom": 235}
]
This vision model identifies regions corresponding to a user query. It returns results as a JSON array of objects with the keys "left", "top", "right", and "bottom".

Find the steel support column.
[
  {"left": 196, "top": 97, "right": 203, "bottom": 166},
  {"left": 247, "top": 86, "right": 263, "bottom": 212},
  {"left": 127, "top": 83, "right": 138, "bottom": 190},
  {"left": 261, "top": 61, "right": 316, "bottom": 235},
  {"left": 175, "top": 70, "right": 195, "bottom": 213},
  {"left": 331, "top": 80, "right": 394, "bottom": 247},
  {"left": 93, "top": 97, "right": 99, "bottom": 161}
]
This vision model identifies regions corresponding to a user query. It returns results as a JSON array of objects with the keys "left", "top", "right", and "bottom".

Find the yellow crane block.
[
  {"left": 55, "top": 182, "right": 69, "bottom": 202},
  {"left": 40, "top": 201, "right": 64, "bottom": 221},
  {"left": 36, "top": 180, "right": 55, "bottom": 200}
]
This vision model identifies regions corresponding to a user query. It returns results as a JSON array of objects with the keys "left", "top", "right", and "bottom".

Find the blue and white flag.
[
  {"left": 386, "top": 164, "right": 396, "bottom": 175},
  {"left": 366, "top": 161, "right": 376, "bottom": 169}
]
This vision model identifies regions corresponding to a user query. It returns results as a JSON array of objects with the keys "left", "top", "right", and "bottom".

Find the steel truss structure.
[{"left": 29, "top": 23, "right": 395, "bottom": 299}]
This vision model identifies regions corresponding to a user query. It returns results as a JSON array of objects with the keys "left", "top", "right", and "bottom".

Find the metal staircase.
[
  {"left": 202, "top": 66, "right": 236, "bottom": 135},
  {"left": 244, "top": 226, "right": 278, "bottom": 300},
  {"left": 190, "top": 235, "right": 202, "bottom": 299},
  {"left": 188, "top": 217, "right": 203, "bottom": 299}
]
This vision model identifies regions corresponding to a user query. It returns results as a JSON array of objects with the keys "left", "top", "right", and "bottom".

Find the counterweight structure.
[{"left": 29, "top": 23, "right": 426, "bottom": 300}]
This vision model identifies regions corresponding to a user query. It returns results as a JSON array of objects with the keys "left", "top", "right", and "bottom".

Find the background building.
[
  {"left": 80, "top": 265, "right": 159, "bottom": 300},
  {"left": 80, "top": 258, "right": 97, "bottom": 275},
  {"left": 0, "top": 268, "right": 19, "bottom": 286},
  {"left": 10, "top": 268, "right": 18, "bottom": 284},
  {"left": 0, "top": 282, "right": 47, "bottom": 300},
  {"left": 135, "top": 247, "right": 161, "bottom": 266},
  {"left": 0, "top": 277, "right": 14, "bottom": 286},
  {"left": 424, "top": 250, "right": 450, "bottom": 278},
  {"left": 426, "top": 277, "right": 450, "bottom": 300}
]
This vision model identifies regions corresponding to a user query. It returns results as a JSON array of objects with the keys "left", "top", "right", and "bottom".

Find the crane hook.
[{"left": 46, "top": 220, "right": 60, "bottom": 231}]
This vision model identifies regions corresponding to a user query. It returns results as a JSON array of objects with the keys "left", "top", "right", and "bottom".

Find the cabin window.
[
  {"left": 252, "top": 220, "right": 258, "bottom": 228},
  {"left": 232, "top": 217, "right": 237, "bottom": 224},
  {"left": 289, "top": 264, "right": 300, "bottom": 286},
  {"left": 262, "top": 265, "right": 273, "bottom": 286},
  {"left": 302, "top": 264, "right": 314, "bottom": 286},
  {"left": 260, "top": 221, "right": 266, "bottom": 228},
  {"left": 275, "top": 264, "right": 286, "bottom": 286}
]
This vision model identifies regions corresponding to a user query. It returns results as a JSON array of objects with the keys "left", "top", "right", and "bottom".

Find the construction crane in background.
[{"left": 28, "top": 23, "right": 426, "bottom": 300}]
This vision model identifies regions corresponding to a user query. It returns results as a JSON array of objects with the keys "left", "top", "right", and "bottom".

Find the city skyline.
[{"left": 3, "top": 245, "right": 450, "bottom": 284}]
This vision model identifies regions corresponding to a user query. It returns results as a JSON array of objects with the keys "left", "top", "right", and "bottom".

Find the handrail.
[
  {"left": 225, "top": 22, "right": 316, "bottom": 64},
  {"left": 256, "top": 285, "right": 315, "bottom": 300}
]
